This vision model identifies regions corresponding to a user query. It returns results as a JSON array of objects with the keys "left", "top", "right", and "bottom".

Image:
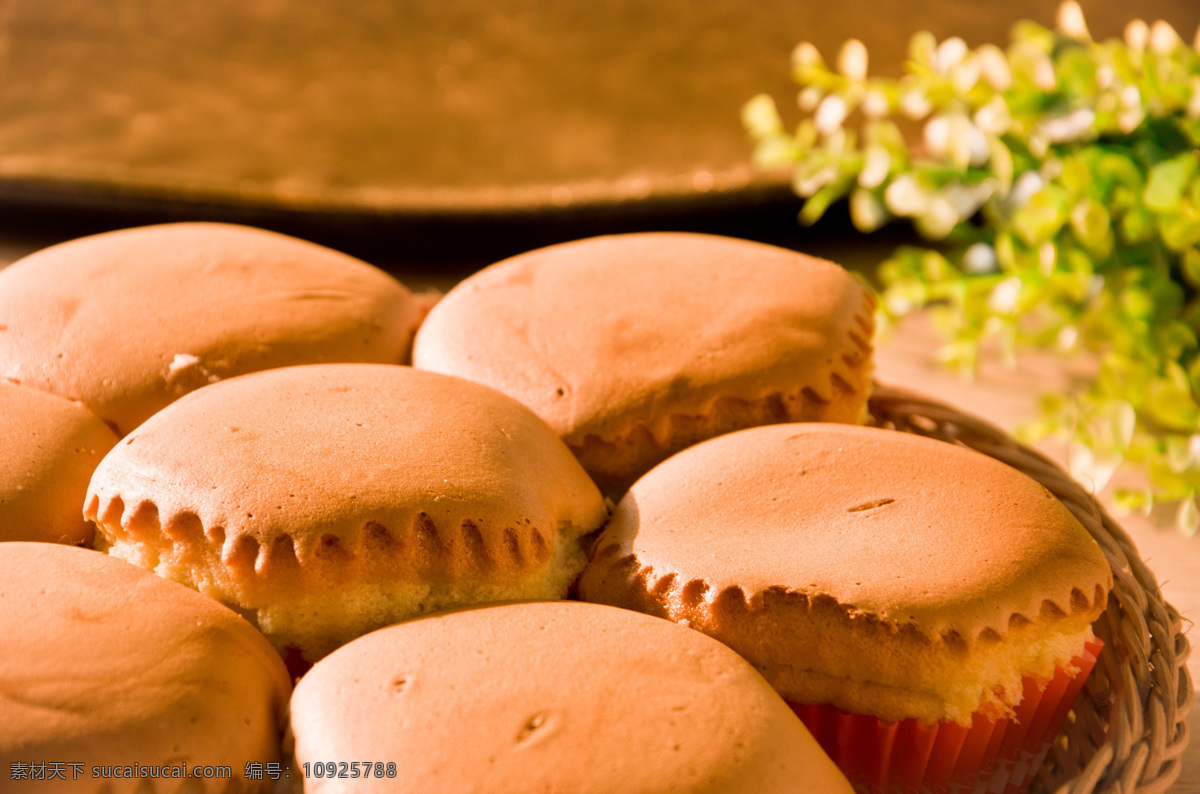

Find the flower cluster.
[{"left": 744, "top": 3, "right": 1200, "bottom": 531}]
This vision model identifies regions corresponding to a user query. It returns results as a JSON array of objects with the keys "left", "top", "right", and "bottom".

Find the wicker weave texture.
[{"left": 869, "top": 385, "right": 1192, "bottom": 794}]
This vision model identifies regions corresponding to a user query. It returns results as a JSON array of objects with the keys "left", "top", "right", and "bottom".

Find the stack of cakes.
[{"left": 0, "top": 223, "right": 1112, "bottom": 794}]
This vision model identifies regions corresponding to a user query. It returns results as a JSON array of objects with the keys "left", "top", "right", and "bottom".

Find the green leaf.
[
  {"left": 1182, "top": 249, "right": 1200, "bottom": 288},
  {"left": 1069, "top": 198, "right": 1114, "bottom": 257},
  {"left": 1097, "top": 152, "right": 1144, "bottom": 193},
  {"left": 799, "top": 181, "right": 850, "bottom": 225},
  {"left": 1144, "top": 361, "right": 1200, "bottom": 431},
  {"left": 1144, "top": 153, "right": 1199, "bottom": 212},
  {"left": 907, "top": 31, "right": 938, "bottom": 71},
  {"left": 1012, "top": 185, "right": 1069, "bottom": 245},
  {"left": 989, "top": 137, "right": 1014, "bottom": 195},
  {"left": 751, "top": 16, "right": 1200, "bottom": 529},
  {"left": 1113, "top": 487, "right": 1154, "bottom": 515},
  {"left": 882, "top": 279, "right": 928, "bottom": 316},
  {"left": 850, "top": 188, "right": 889, "bottom": 232},
  {"left": 1159, "top": 203, "right": 1200, "bottom": 251},
  {"left": 1119, "top": 204, "right": 1157, "bottom": 243},
  {"left": 742, "top": 94, "right": 784, "bottom": 137}
]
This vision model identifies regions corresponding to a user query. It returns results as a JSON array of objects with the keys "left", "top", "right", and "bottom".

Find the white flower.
[
  {"left": 1008, "top": 171, "right": 1044, "bottom": 207},
  {"left": 943, "top": 183, "right": 988, "bottom": 218},
  {"left": 850, "top": 189, "right": 888, "bottom": 231},
  {"left": 884, "top": 174, "right": 929, "bottom": 216},
  {"left": 1039, "top": 242, "right": 1057, "bottom": 276},
  {"left": 948, "top": 117, "right": 990, "bottom": 167},
  {"left": 792, "top": 42, "right": 822, "bottom": 69},
  {"left": 977, "top": 45, "right": 1012, "bottom": 91},
  {"left": 742, "top": 94, "right": 782, "bottom": 136},
  {"left": 859, "top": 145, "right": 892, "bottom": 189},
  {"left": 950, "top": 56, "right": 981, "bottom": 93},
  {"left": 1178, "top": 497, "right": 1200, "bottom": 536},
  {"left": 794, "top": 164, "right": 838, "bottom": 196},
  {"left": 963, "top": 243, "right": 998, "bottom": 274},
  {"left": 901, "top": 89, "right": 932, "bottom": 119},
  {"left": 1038, "top": 108, "right": 1096, "bottom": 142},
  {"left": 862, "top": 90, "right": 890, "bottom": 119},
  {"left": 1118, "top": 107, "right": 1145, "bottom": 134},
  {"left": 1058, "top": 1, "right": 1091, "bottom": 40},
  {"left": 1125, "top": 19, "right": 1149, "bottom": 52},
  {"left": 935, "top": 37, "right": 968, "bottom": 74},
  {"left": 1150, "top": 20, "right": 1180, "bottom": 54},
  {"left": 814, "top": 95, "right": 848, "bottom": 134},
  {"left": 919, "top": 196, "right": 960, "bottom": 239},
  {"left": 974, "top": 96, "right": 1012, "bottom": 136},
  {"left": 798, "top": 86, "right": 823, "bottom": 112},
  {"left": 987, "top": 277, "right": 1023, "bottom": 314},
  {"left": 1056, "top": 325, "right": 1079, "bottom": 352},
  {"left": 838, "top": 39, "right": 869, "bottom": 81},
  {"left": 924, "top": 116, "right": 951, "bottom": 156},
  {"left": 1034, "top": 57, "right": 1056, "bottom": 91}
]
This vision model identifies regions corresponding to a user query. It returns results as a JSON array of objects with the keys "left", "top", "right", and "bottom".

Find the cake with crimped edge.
[
  {"left": 85, "top": 363, "right": 608, "bottom": 662},
  {"left": 289, "top": 600, "right": 855, "bottom": 794},
  {"left": 577, "top": 423, "right": 1112, "bottom": 727},
  {"left": 0, "top": 222, "right": 424, "bottom": 436},
  {"left": 413, "top": 232, "right": 875, "bottom": 494},
  {"left": 0, "top": 543, "right": 291, "bottom": 793}
]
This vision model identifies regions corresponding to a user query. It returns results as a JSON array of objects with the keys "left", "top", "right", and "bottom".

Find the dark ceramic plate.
[{"left": 0, "top": 0, "right": 1196, "bottom": 227}]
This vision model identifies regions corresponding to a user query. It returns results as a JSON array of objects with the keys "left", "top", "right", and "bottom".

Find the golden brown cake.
[
  {"left": 578, "top": 423, "right": 1112, "bottom": 726},
  {"left": 85, "top": 363, "right": 608, "bottom": 661},
  {"left": 412, "top": 232, "right": 875, "bottom": 493},
  {"left": 0, "top": 381, "right": 118, "bottom": 545},
  {"left": 0, "top": 222, "right": 423, "bottom": 435},
  {"left": 288, "top": 600, "right": 854, "bottom": 794},
  {"left": 0, "top": 542, "right": 291, "bottom": 793}
]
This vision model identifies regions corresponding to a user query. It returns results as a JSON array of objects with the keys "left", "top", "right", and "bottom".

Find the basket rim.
[{"left": 868, "top": 382, "right": 1193, "bottom": 794}]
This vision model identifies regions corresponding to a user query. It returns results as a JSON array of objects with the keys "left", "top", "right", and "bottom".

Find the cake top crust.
[
  {"left": 85, "top": 363, "right": 607, "bottom": 571},
  {"left": 0, "top": 542, "right": 290, "bottom": 772},
  {"left": 581, "top": 423, "right": 1112, "bottom": 643},
  {"left": 290, "top": 600, "right": 853, "bottom": 794},
  {"left": 413, "top": 232, "right": 874, "bottom": 442},
  {"left": 0, "top": 222, "right": 422, "bottom": 435},
  {"left": 0, "top": 380, "right": 118, "bottom": 544}
]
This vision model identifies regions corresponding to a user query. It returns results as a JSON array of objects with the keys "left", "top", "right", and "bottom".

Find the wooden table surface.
[{"left": 1, "top": 230, "right": 1197, "bottom": 790}]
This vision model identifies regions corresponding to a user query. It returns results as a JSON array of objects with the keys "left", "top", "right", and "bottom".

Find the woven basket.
[{"left": 869, "top": 384, "right": 1193, "bottom": 794}]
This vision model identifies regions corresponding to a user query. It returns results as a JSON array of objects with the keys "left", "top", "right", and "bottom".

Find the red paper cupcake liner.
[{"left": 788, "top": 638, "right": 1103, "bottom": 794}]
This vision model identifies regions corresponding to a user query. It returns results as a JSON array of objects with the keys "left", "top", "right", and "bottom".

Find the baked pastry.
[
  {"left": 85, "top": 363, "right": 608, "bottom": 662},
  {"left": 0, "top": 381, "right": 118, "bottom": 544},
  {"left": 288, "top": 600, "right": 854, "bottom": 794},
  {"left": 578, "top": 423, "right": 1112, "bottom": 792},
  {"left": 0, "top": 222, "right": 423, "bottom": 435},
  {"left": 0, "top": 542, "right": 291, "bottom": 792},
  {"left": 412, "top": 231, "right": 875, "bottom": 493}
]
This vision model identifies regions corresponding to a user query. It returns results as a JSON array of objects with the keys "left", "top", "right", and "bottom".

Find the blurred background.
[{"left": 1, "top": 0, "right": 1196, "bottom": 283}]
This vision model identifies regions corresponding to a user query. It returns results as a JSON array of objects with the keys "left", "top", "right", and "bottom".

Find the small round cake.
[
  {"left": 85, "top": 363, "right": 608, "bottom": 661},
  {"left": 289, "top": 600, "right": 854, "bottom": 794},
  {"left": 0, "top": 222, "right": 423, "bottom": 435},
  {"left": 412, "top": 232, "right": 875, "bottom": 493},
  {"left": 0, "top": 542, "right": 291, "bottom": 792},
  {"left": 0, "top": 381, "right": 118, "bottom": 544},
  {"left": 578, "top": 423, "right": 1112, "bottom": 791}
]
